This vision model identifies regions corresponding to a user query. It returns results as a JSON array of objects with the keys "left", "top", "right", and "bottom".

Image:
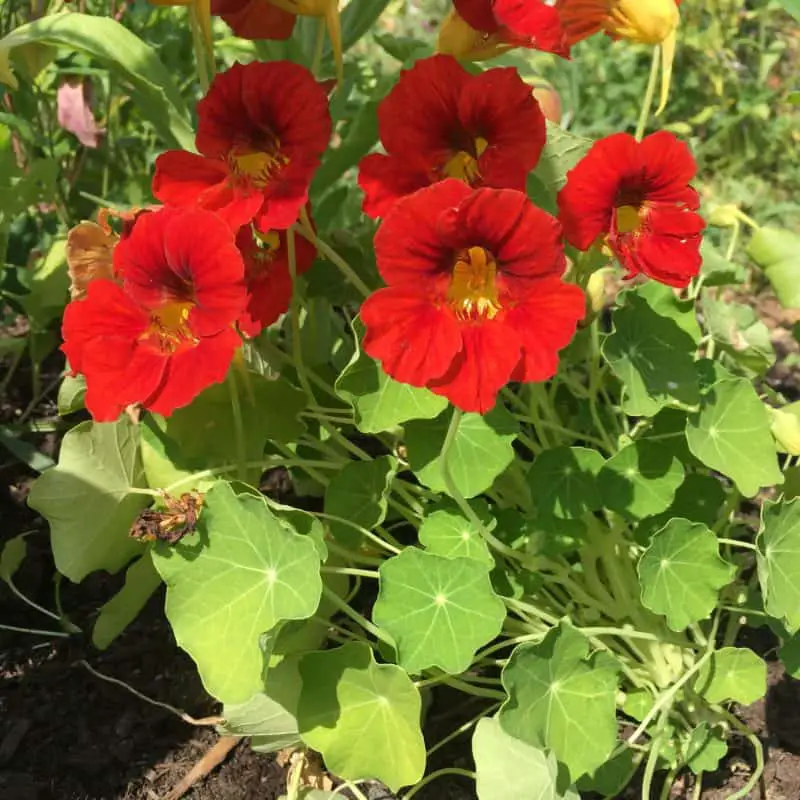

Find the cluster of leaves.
[{"left": 2, "top": 1, "right": 800, "bottom": 799}]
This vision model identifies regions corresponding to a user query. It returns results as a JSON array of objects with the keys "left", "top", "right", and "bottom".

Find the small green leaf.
[
  {"left": 638, "top": 519, "right": 735, "bottom": 631},
  {"left": 373, "top": 548, "right": 505, "bottom": 674},
  {"left": 297, "top": 642, "right": 425, "bottom": 791},
  {"left": 57, "top": 373, "right": 86, "bottom": 415},
  {"left": 757, "top": 498, "right": 800, "bottom": 633},
  {"left": 604, "top": 292, "right": 700, "bottom": 416},
  {"left": 405, "top": 406, "right": 518, "bottom": 499},
  {"left": 684, "top": 723, "right": 728, "bottom": 775},
  {"left": 153, "top": 482, "right": 322, "bottom": 704},
  {"left": 27, "top": 418, "right": 149, "bottom": 582},
  {"left": 0, "top": 535, "right": 26, "bottom": 583},
  {"left": 336, "top": 319, "right": 447, "bottom": 433},
  {"left": 499, "top": 624, "right": 619, "bottom": 782},
  {"left": 21, "top": 239, "right": 69, "bottom": 328},
  {"left": 702, "top": 294, "right": 774, "bottom": 374},
  {"left": 599, "top": 441, "right": 685, "bottom": 519},
  {"left": 780, "top": 634, "right": 800, "bottom": 678},
  {"left": 696, "top": 647, "right": 767, "bottom": 705},
  {"left": 686, "top": 378, "right": 783, "bottom": 497},
  {"left": 770, "top": 401, "right": 800, "bottom": 455},
  {"left": 534, "top": 121, "right": 591, "bottom": 193},
  {"left": 324, "top": 456, "right": 397, "bottom": 548},
  {"left": 700, "top": 240, "right": 746, "bottom": 286},
  {"left": 473, "top": 717, "right": 570, "bottom": 800},
  {"left": 577, "top": 750, "right": 637, "bottom": 798},
  {"left": 418, "top": 499, "right": 494, "bottom": 567},
  {"left": 92, "top": 551, "right": 162, "bottom": 650},
  {"left": 527, "top": 446, "right": 605, "bottom": 520},
  {"left": 220, "top": 691, "right": 300, "bottom": 753},
  {"left": 747, "top": 226, "right": 800, "bottom": 308}
]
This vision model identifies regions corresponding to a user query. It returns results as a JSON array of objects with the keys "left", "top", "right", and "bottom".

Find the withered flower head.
[{"left": 129, "top": 492, "right": 204, "bottom": 545}]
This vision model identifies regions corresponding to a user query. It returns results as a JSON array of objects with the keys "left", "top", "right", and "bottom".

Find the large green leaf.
[
  {"left": 0, "top": 12, "right": 193, "bottom": 150},
  {"left": 373, "top": 548, "right": 505, "bottom": 674},
  {"left": 220, "top": 691, "right": 300, "bottom": 754},
  {"left": 777, "top": 0, "right": 800, "bottom": 22},
  {"left": 473, "top": 717, "right": 579, "bottom": 800},
  {"left": 152, "top": 482, "right": 322, "bottom": 704},
  {"left": 695, "top": 647, "right": 767, "bottom": 705},
  {"left": 336, "top": 320, "right": 447, "bottom": 433},
  {"left": 27, "top": 418, "right": 148, "bottom": 582},
  {"left": 297, "top": 642, "right": 425, "bottom": 791},
  {"left": 757, "top": 498, "right": 800, "bottom": 633},
  {"left": 418, "top": 499, "right": 495, "bottom": 567},
  {"left": 93, "top": 550, "right": 162, "bottom": 650},
  {"left": 499, "top": 624, "right": 619, "bottom": 782},
  {"left": 638, "top": 519, "right": 735, "bottom": 632},
  {"left": 527, "top": 446, "right": 605, "bottom": 520},
  {"left": 603, "top": 292, "right": 700, "bottom": 416},
  {"left": 635, "top": 282, "right": 701, "bottom": 343},
  {"left": 405, "top": 406, "right": 518, "bottom": 499},
  {"left": 747, "top": 226, "right": 800, "bottom": 308},
  {"left": 323, "top": 456, "right": 396, "bottom": 548},
  {"left": 598, "top": 441, "right": 685, "bottom": 519},
  {"left": 686, "top": 378, "right": 783, "bottom": 498}
]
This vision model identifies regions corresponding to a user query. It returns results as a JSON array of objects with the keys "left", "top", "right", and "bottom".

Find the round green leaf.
[
  {"left": 373, "top": 548, "right": 506, "bottom": 674},
  {"left": 473, "top": 717, "right": 574, "bottom": 800},
  {"left": 638, "top": 519, "right": 735, "bottom": 631},
  {"left": 297, "top": 642, "right": 425, "bottom": 791},
  {"left": 220, "top": 691, "right": 300, "bottom": 754},
  {"left": 418, "top": 499, "right": 495, "bottom": 567},
  {"left": 405, "top": 406, "right": 518, "bottom": 499},
  {"left": 603, "top": 293, "right": 700, "bottom": 417},
  {"left": 323, "top": 455, "right": 396, "bottom": 548},
  {"left": 599, "top": 441, "right": 685, "bottom": 519},
  {"left": 757, "top": 498, "right": 800, "bottom": 633},
  {"left": 636, "top": 282, "right": 701, "bottom": 343},
  {"left": 696, "top": 647, "right": 767, "bottom": 705},
  {"left": 336, "top": 319, "right": 447, "bottom": 433},
  {"left": 27, "top": 418, "right": 149, "bottom": 582},
  {"left": 747, "top": 226, "right": 800, "bottom": 309},
  {"left": 527, "top": 446, "right": 605, "bottom": 520},
  {"left": 686, "top": 378, "right": 783, "bottom": 498},
  {"left": 499, "top": 624, "right": 619, "bottom": 782},
  {"left": 152, "top": 481, "right": 322, "bottom": 704},
  {"left": 684, "top": 723, "right": 728, "bottom": 775}
]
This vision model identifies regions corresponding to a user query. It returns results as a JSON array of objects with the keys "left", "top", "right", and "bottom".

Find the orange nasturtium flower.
[
  {"left": 152, "top": 61, "right": 331, "bottom": 232},
  {"left": 358, "top": 55, "right": 547, "bottom": 220},
  {"left": 361, "top": 181, "right": 585, "bottom": 414}
]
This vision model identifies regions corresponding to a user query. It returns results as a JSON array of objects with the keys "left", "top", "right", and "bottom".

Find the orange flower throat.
[
  {"left": 442, "top": 137, "right": 489, "bottom": 184},
  {"left": 228, "top": 141, "right": 288, "bottom": 189},
  {"left": 448, "top": 246, "right": 501, "bottom": 320},
  {"left": 143, "top": 301, "right": 197, "bottom": 354}
]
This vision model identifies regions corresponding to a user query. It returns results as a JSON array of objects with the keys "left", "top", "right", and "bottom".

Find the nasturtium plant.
[{"left": 8, "top": 0, "right": 798, "bottom": 797}]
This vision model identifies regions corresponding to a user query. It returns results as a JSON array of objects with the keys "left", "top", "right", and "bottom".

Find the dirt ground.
[{"left": 2, "top": 287, "right": 800, "bottom": 800}]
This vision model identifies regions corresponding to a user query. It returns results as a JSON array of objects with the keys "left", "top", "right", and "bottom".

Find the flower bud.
[
  {"left": 436, "top": 10, "right": 509, "bottom": 61},
  {"left": 606, "top": 0, "right": 680, "bottom": 45}
]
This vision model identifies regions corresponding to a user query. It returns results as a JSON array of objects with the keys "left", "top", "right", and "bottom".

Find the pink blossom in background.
[{"left": 57, "top": 79, "right": 104, "bottom": 149}]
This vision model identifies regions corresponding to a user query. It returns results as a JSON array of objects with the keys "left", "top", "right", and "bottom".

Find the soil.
[{"left": 3, "top": 290, "right": 800, "bottom": 800}]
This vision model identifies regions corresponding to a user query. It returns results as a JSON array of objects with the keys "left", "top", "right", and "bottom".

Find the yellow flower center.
[
  {"left": 228, "top": 144, "right": 288, "bottom": 189},
  {"left": 144, "top": 301, "right": 197, "bottom": 354},
  {"left": 606, "top": 0, "right": 679, "bottom": 45},
  {"left": 448, "top": 246, "right": 501, "bottom": 320},
  {"left": 615, "top": 204, "right": 644, "bottom": 234},
  {"left": 442, "top": 137, "right": 489, "bottom": 183}
]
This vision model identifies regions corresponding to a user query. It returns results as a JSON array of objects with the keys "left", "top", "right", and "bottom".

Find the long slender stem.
[
  {"left": 0, "top": 622, "right": 69, "bottom": 637},
  {"left": 635, "top": 46, "right": 661, "bottom": 141},
  {"left": 321, "top": 584, "right": 392, "bottom": 645},
  {"left": 401, "top": 769, "right": 476, "bottom": 799},
  {"left": 226, "top": 371, "right": 247, "bottom": 483}
]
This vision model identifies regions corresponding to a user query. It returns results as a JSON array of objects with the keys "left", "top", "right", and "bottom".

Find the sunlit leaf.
[
  {"left": 373, "top": 548, "right": 506, "bottom": 674},
  {"left": 220, "top": 690, "right": 300, "bottom": 754},
  {"left": 418, "top": 499, "right": 495, "bottom": 567},
  {"left": 534, "top": 121, "right": 591, "bottom": 193},
  {"left": 757, "top": 498, "right": 800, "bottom": 633},
  {"left": 747, "top": 226, "right": 800, "bottom": 308},
  {"left": 702, "top": 294, "right": 774, "bottom": 374},
  {"left": 684, "top": 723, "right": 728, "bottom": 775},
  {"left": 695, "top": 647, "right": 767, "bottom": 705}
]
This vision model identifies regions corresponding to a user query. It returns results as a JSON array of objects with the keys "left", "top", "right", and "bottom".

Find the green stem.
[
  {"left": 313, "top": 512, "right": 401, "bottom": 555},
  {"left": 320, "top": 566, "right": 379, "bottom": 580},
  {"left": 321, "top": 584, "right": 392, "bottom": 645},
  {"left": 0, "top": 622, "right": 70, "bottom": 637},
  {"left": 426, "top": 703, "right": 500, "bottom": 758},
  {"left": 226, "top": 371, "right": 248, "bottom": 483},
  {"left": 5, "top": 578, "right": 61, "bottom": 622},
  {"left": 714, "top": 706, "right": 765, "bottom": 800},
  {"left": 401, "top": 769, "right": 476, "bottom": 800},
  {"left": 717, "top": 537, "right": 758, "bottom": 551},
  {"left": 635, "top": 45, "right": 661, "bottom": 141}
]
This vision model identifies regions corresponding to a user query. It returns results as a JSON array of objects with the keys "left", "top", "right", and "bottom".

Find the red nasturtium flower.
[
  {"left": 438, "top": 0, "right": 569, "bottom": 61},
  {"left": 361, "top": 180, "right": 585, "bottom": 413},
  {"left": 210, "top": 0, "right": 296, "bottom": 39},
  {"left": 237, "top": 225, "right": 316, "bottom": 336},
  {"left": 153, "top": 61, "right": 331, "bottom": 231},
  {"left": 359, "top": 55, "right": 546, "bottom": 219},
  {"left": 62, "top": 208, "right": 247, "bottom": 422},
  {"left": 557, "top": 131, "right": 704, "bottom": 288}
]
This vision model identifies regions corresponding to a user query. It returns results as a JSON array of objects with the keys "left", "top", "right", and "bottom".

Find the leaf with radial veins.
[
  {"left": 499, "top": 623, "right": 619, "bottom": 782},
  {"left": 297, "top": 642, "right": 425, "bottom": 791},
  {"left": 27, "top": 418, "right": 149, "bottom": 582},
  {"left": 695, "top": 647, "right": 767, "bottom": 705},
  {"left": 405, "top": 406, "right": 518, "bottom": 499},
  {"left": 473, "top": 717, "right": 578, "bottom": 800},
  {"left": 757, "top": 498, "right": 800, "bottom": 633},
  {"left": 527, "top": 446, "right": 605, "bottom": 520},
  {"left": 373, "top": 548, "right": 506, "bottom": 674},
  {"left": 598, "top": 441, "right": 685, "bottom": 519},
  {"left": 684, "top": 723, "right": 728, "bottom": 775},
  {"left": 686, "top": 378, "right": 783, "bottom": 498},
  {"left": 418, "top": 499, "right": 495, "bottom": 567},
  {"left": 152, "top": 481, "right": 322, "bottom": 704},
  {"left": 638, "top": 519, "right": 735, "bottom": 632}
]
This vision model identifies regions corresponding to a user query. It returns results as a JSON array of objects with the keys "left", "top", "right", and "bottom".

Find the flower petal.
[{"left": 358, "top": 153, "right": 431, "bottom": 220}]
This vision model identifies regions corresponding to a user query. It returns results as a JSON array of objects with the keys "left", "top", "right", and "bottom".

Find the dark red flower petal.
[
  {"left": 358, "top": 153, "right": 431, "bottom": 220},
  {"left": 427, "top": 323, "right": 521, "bottom": 413},
  {"left": 493, "top": 0, "right": 570, "bottom": 56},
  {"left": 211, "top": 0, "right": 296, "bottom": 40},
  {"left": 453, "top": 0, "right": 500, "bottom": 32},
  {"left": 152, "top": 150, "right": 264, "bottom": 230},
  {"left": 361, "top": 286, "right": 463, "bottom": 387}
]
